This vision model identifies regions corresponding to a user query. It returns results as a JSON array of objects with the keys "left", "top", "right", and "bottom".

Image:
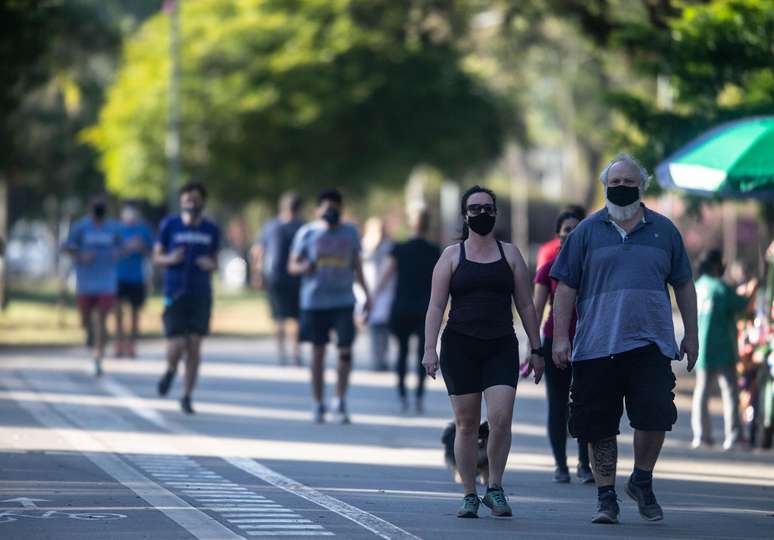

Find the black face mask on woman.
[
  {"left": 606, "top": 185, "right": 640, "bottom": 207},
  {"left": 467, "top": 213, "right": 496, "bottom": 236}
]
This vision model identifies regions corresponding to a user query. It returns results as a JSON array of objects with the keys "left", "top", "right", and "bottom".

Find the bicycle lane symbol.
[{"left": 0, "top": 498, "right": 126, "bottom": 524}]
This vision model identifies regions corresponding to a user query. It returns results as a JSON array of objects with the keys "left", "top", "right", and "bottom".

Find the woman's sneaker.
[
  {"left": 553, "top": 467, "right": 570, "bottom": 483},
  {"left": 457, "top": 493, "right": 480, "bottom": 518},
  {"left": 481, "top": 486, "right": 512, "bottom": 517}
]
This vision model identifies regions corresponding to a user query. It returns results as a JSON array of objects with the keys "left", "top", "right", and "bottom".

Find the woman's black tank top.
[{"left": 446, "top": 240, "right": 515, "bottom": 339}]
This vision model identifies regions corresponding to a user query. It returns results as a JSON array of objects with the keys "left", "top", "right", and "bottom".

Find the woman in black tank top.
[{"left": 422, "top": 186, "right": 544, "bottom": 519}]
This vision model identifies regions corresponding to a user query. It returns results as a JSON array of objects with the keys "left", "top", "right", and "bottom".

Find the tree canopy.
[{"left": 85, "top": 0, "right": 511, "bottom": 204}]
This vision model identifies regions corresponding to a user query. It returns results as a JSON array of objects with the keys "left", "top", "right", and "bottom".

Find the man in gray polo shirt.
[{"left": 551, "top": 154, "right": 698, "bottom": 525}]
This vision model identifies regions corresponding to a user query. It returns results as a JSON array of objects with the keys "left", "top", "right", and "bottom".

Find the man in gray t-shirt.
[
  {"left": 289, "top": 189, "right": 371, "bottom": 424},
  {"left": 551, "top": 154, "right": 698, "bottom": 525}
]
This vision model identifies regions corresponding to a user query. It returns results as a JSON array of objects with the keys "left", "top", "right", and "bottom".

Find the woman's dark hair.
[
  {"left": 555, "top": 210, "right": 584, "bottom": 234},
  {"left": 460, "top": 185, "right": 497, "bottom": 240},
  {"left": 697, "top": 248, "right": 724, "bottom": 277}
]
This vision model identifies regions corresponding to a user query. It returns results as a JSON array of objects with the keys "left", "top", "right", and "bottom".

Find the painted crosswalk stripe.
[
  {"left": 166, "top": 482, "right": 238, "bottom": 486},
  {"left": 221, "top": 510, "right": 297, "bottom": 515},
  {"left": 227, "top": 516, "right": 302, "bottom": 521},
  {"left": 5, "top": 373, "right": 242, "bottom": 540},
  {"left": 231, "top": 519, "right": 312, "bottom": 524},
  {"left": 245, "top": 533, "right": 334, "bottom": 537},
  {"left": 239, "top": 524, "right": 325, "bottom": 530},
  {"left": 99, "top": 377, "right": 340, "bottom": 538}
]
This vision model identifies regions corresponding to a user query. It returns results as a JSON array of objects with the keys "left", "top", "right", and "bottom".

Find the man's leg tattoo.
[{"left": 590, "top": 436, "right": 618, "bottom": 486}]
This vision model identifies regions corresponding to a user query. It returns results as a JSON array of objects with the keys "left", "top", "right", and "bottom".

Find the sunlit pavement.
[{"left": 1, "top": 336, "right": 772, "bottom": 539}]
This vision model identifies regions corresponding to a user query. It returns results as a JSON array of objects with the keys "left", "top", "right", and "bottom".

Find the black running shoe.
[
  {"left": 553, "top": 466, "right": 570, "bottom": 483},
  {"left": 591, "top": 492, "right": 620, "bottom": 524},
  {"left": 180, "top": 395, "right": 195, "bottom": 415},
  {"left": 625, "top": 475, "right": 663, "bottom": 521},
  {"left": 157, "top": 370, "right": 175, "bottom": 396}
]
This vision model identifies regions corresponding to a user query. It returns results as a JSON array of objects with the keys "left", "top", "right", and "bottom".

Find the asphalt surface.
[{"left": 1, "top": 335, "right": 773, "bottom": 539}]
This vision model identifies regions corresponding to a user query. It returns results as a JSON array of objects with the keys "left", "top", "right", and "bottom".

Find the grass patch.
[{"left": 0, "top": 281, "right": 274, "bottom": 347}]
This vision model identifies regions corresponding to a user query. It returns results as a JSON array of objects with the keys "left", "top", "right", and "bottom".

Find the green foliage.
[
  {"left": 1, "top": 0, "right": 160, "bottom": 220},
  {"left": 85, "top": 0, "right": 510, "bottom": 205},
  {"left": 600, "top": 0, "right": 774, "bottom": 168}
]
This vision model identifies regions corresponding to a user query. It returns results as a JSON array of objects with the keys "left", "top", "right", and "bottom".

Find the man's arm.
[
  {"left": 353, "top": 253, "right": 371, "bottom": 313},
  {"left": 250, "top": 243, "right": 264, "bottom": 287},
  {"left": 552, "top": 282, "right": 577, "bottom": 369},
  {"left": 673, "top": 279, "right": 699, "bottom": 371},
  {"left": 373, "top": 256, "right": 396, "bottom": 298},
  {"left": 152, "top": 242, "right": 184, "bottom": 267}
]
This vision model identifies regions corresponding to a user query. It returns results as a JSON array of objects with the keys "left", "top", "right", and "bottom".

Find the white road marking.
[
  {"left": 170, "top": 484, "right": 238, "bottom": 487},
  {"left": 228, "top": 457, "right": 421, "bottom": 540},
  {"left": 232, "top": 519, "right": 312, "bottom": 524},
  {"left": 245, "top": 533, "right": 334, "bottom": 537},
  {"left": 239, "top": 524, "right": 325, "bottom": 530},
  {"left": 227, "top": 516, "right": 303, "bottom": 520},
  {"left": 221, "top": 510, "right": 297, "bottom": 515},
  {"left": 101, "top": 376, "right": 420, "bottom": 540},
  {"left": 3, "top": 373, "right": 244, "bottom": 540}
]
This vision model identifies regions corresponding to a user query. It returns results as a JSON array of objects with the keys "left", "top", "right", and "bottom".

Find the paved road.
[{"left": 1, "top": 336, "right": 772, "bottom": 539}]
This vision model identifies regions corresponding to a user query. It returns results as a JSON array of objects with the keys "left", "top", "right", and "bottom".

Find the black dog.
[{"left": 441, "top": 421, "right": 490, "bottom": 485}]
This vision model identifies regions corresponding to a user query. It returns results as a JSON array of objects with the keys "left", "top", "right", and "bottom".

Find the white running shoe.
[{"left": 330, "top": 397, "right": 350, "bottom": 424}]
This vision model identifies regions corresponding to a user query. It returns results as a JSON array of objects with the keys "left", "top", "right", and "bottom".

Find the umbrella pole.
[{"left": 723, "top": 201, "right": 737, "bottom": 264}]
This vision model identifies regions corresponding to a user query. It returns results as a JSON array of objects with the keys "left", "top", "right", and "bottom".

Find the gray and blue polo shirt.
[{"left": 550, "top": 205, "right": 692, "bottom": 361}]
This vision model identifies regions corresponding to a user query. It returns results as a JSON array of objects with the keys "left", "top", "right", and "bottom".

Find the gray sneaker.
[
  {"left": 591, "top": 492, "right": 620, "bottom": 524},
  {"left": 577, "top": 464, "right": 595, "bottom": 484},
  {"left": 457, "top": 493, "right": 480, "bottom": 518},
  {"left": 625, "top": 476, "right": 663, "bottom": 521},
  {"left": 481, "top": 486, "right": 512, "bottom": 517},
  {"left": 93, "top": 358, "right": 103, "bottom": 377}
]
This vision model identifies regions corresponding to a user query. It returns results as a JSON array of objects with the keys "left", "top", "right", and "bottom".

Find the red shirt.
[
  {"left": 536, "top": 237, "right": 561, "bottom": 270},
  {"left": 534, "top": 257, "right": 577, "bottom": 344}
]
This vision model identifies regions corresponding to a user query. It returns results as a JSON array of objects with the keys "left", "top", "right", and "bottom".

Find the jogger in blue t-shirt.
[{"left": 153, "top": 182, "right": 220, "bottom": 415}]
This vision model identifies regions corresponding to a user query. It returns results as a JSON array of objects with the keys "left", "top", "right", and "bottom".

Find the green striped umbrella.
[{"left": 655, "top": 116, "right": 774, "bottom": 198}]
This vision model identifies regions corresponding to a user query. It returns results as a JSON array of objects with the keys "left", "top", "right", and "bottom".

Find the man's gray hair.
[{"left": 598, "top": 153, "right": 652, "bottom": 189}]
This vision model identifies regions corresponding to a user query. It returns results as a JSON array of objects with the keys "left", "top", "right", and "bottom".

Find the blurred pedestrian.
[
  {"left": 376, "top": 208, "right": 440, "bottom": 413},
  {"left": 531, "top": 208, "right": 593, "bottom": 483},
  {"left": 423, "top": 185, "right": 544, "bottom": 519},
  {"left": 551, "top": 154, "right": 698, "bottom": 524},
  {"left": 692, "top": 249, "right": 757, "bottom": 450},
  {"left": 362, "top": 216, "right": 394, "bottom": 372},
  {"left": 536, "top": 204, "right": 586, "bottom": 269},
  {"left": 154, "top": 182, "right": 220, "bottom": 415},
  {"left": 115, "top": 201, "right": 154, "bottom": 358},
  {"left": 288, "top": 190, "right": 371, "bottom": 424},
  {"left": 252, "top": 192, "right": 305, "bottom": 366},
  {"left": 63, "top": 195, "right": 123, "bottom": 376}
]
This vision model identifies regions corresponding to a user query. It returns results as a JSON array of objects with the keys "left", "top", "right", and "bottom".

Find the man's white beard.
[{"left": 606, "top": 199, "right": 640, "bottom": 221}]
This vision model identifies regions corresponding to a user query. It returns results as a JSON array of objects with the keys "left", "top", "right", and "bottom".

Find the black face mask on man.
[
  {"left": 606, "top": 185, "right": 640, "bottom": 207},
  {"left": 322, "top": 207, "right": 340, "bottom": 226},
  {"left": 467, "top": 213, "right": 496, "bottom": 236},
  {"left": 92, "top": 203, "right": 106, "bottom": 220},
  {"left": 182, "top": 203, "right": 204, "bottom": 219}
]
